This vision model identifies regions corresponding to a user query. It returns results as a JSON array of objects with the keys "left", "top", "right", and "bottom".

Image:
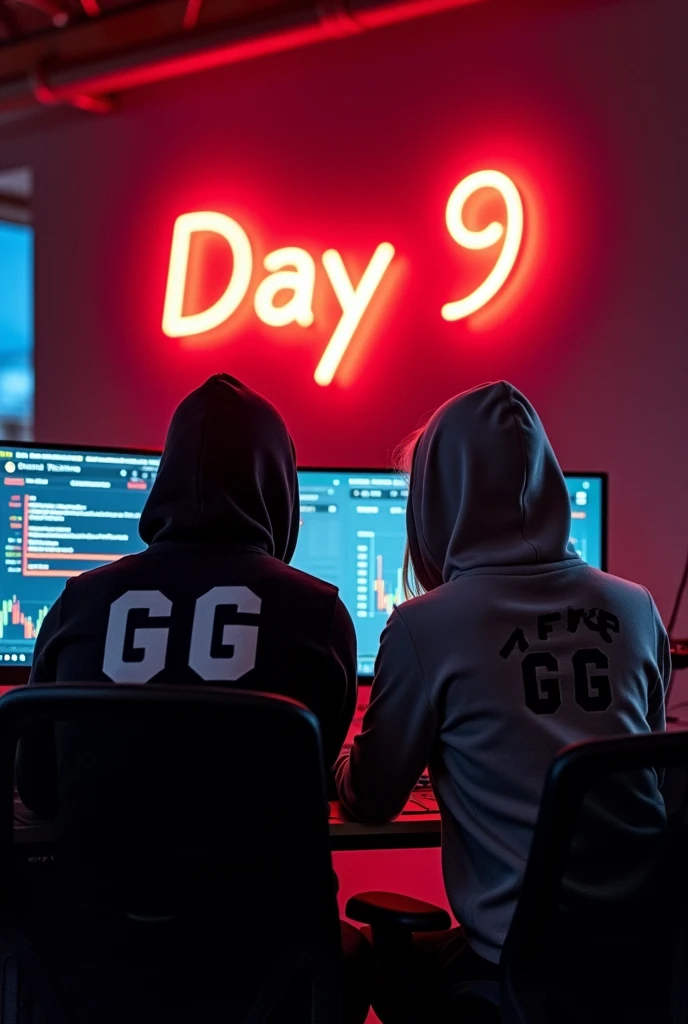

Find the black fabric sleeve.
[
  {"left": 321, "top": 596, "right": 357, "bottom": 782},
  {"left": 15, "top": 597, "right": 62, "bottom": 817}
]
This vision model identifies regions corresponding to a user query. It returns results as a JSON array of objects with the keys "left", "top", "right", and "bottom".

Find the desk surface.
[
  {"left": 16, "top": 724, "right": 688, "bottom": 854},
  {"left": 13, "top": 797, "right": 442, "bottom": 853},
  {"left": 329, "top": 799, "right": 441, "bottom": 851}
]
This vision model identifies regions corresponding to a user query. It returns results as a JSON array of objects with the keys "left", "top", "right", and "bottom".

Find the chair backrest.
[
  {"left": 500, "top": 730, "right": 688, "bottom": 1024},
  {"left": 0, "top": 684, "right": 342, "bottom": 1024}
]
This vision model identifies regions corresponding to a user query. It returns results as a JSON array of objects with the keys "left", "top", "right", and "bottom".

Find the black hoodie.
[{"left": 18, "top": 374, "right": 357, "bottom": 814}]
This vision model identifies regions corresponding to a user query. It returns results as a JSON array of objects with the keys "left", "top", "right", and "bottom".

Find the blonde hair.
[{"left": 392, "top": 426, "right": 426, "bottom": 600}]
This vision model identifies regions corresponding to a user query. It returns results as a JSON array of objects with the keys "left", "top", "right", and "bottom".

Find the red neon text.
[
  {"left": 441, "top": 170, "right": 523, "bottom": 322},
  {"left": 162, "top": 171, "right": 523, "bottom": 384}
]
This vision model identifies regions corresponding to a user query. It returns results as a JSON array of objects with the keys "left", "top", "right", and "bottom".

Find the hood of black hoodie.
[
  {"left": 139, "top": 374, "right": 300, "bottom": 561},
  {"left": 407, "top": 381, "right": 578, "bottom": 590}
]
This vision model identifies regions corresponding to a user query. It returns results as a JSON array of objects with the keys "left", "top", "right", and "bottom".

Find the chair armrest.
[{"left": 346, "top": 891, "right": 451, "bottom": 933}]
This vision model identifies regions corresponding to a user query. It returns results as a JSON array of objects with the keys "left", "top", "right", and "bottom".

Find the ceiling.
[
  {"left": 0, "top": 0, "right": 331, "bottom": 51},
  {"left": 0, "top": 0, "right": 489, "bottom": 120},
  {"left": 0, "top": 0, "right": 320, "bottom": 119},
  {"left": 0, "top": 0, "right": 145, "bottom": 40},
  {"left": 0, "top": 0, "right": 625, "bottom": 123}
]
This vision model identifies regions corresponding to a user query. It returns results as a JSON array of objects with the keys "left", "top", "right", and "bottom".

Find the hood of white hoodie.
[{"left": 407, "top": 381, "right": 577, "bottom": 590}]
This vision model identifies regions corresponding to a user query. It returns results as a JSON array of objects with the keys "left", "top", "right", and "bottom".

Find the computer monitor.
[
  {"left": 0, "top": 442, "right": 161, "bottom": 677},
  {"left": 0, "top": 446, "right": 606, "bottom": 681},
  {"left": 292, "top": 469, "right": 607, "bottom": 677}
]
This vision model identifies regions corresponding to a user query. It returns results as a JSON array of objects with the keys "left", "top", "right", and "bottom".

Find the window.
[{"left": 0, "top": 168, "right": 33, "bottom": 440}]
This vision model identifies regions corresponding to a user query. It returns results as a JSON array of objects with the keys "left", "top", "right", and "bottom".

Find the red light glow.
[
  {"left": 314, "top": 243, "right": 396, "bottom": 386},
  {"left": 162, "top": 211, "right": 253, "bottom": 338},
  {"left": 160, "top": 171, "right": 528, "bottom": 383},
  {"left": 441, "top": 170, "right": 523, "bottom": 322},
  {"left": 162, "top": 212, "right": 396, "bottom": 385},
  {"left": 254, "top": 247, "right": 316, "bottom": 328}
]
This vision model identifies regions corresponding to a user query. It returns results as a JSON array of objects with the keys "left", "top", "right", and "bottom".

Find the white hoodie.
[{"left": 336, "top": 381, "right": 670, "bottom": 964}]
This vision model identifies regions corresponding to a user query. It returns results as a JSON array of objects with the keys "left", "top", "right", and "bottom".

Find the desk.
[
  {"left": 329, "top": 801, "right": 441, "bottom": 851},
  {"left": 12, "top": 799, "right": 442, "bottom": 854},
  {"left": 17, "top": 724, "right": 688, "bottom": 855}
]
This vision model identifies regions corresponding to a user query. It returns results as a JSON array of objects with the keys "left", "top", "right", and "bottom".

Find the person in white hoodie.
[{"left": 336, "top": 381, "right": 671, "bottom": 1023}]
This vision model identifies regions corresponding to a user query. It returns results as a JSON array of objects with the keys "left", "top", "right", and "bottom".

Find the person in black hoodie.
[
  {"left": 17, "top": 373, "right": 371, "bottom": 1023},
  {"left": 19, "top": 373, "right": 357, "bottom": 790}
]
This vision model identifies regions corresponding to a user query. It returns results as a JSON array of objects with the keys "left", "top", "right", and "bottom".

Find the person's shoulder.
[
  {"left": 583, "top": 566, "right": 650, "bottom": 601},
  {"left": 262, "top": 559, "right": 346, "bottom": 637},
  {"left": 566, "top": 565, "right": 659, "bottom": 629},
  {"left": 270, "top": 559, "right": 340, "bottom": 599},
  {"left": 394, "top": 583, "right": 453, "bottom": 619},
  {"left": 57, "top": 552, "right": 155, "bottom": 616},
  {"left": 389, "top": 587, "right": 451, "bottom": 640},
  {"left": 62, "top": 550, "right": 149, "bottom": 592}
]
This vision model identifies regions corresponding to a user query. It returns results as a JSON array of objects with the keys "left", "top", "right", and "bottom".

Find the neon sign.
[
  {"left": 440, "top": 170, "right": 523, "bottom": 322},
  {"left": 162, "top": 171, "right": 524, "bottom": 385}
]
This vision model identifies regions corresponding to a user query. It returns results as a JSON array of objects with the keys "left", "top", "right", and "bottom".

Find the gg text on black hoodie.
[{"left": 18, "top": 374, "right": 357, "bottom": 814}]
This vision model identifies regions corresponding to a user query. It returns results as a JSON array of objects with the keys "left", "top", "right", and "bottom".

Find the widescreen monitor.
[
  {"left": 292, "top": 469, "right": 607, "bottom": 676},
  {"left": 0, "top": 444, "right": 606, "bottom": 681},
  {"left": 0, "top": 442, "right": 160, "bottom": 677}
]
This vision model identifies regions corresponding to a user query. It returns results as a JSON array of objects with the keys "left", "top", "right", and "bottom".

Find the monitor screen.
[
  {"left": 0, "top": 448, "right": 605, "bottom": 678},
  {"left": 0, "top": 442, "right": 161, "bottom": 670},
  {"left": 292, "top": 469, "right": 607, "bottom": 676},
  {"left": 0, "top": 219, "right": 34, "bottom": 441}
]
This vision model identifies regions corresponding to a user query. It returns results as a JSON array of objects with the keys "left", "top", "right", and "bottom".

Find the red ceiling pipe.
[{"left": 0, "top": 0, "right": 486, "bottom": 116}]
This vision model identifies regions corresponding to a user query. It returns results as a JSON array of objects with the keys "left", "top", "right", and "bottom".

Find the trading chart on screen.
[
  {"left": 0, "top": 444, "right": 160, "bottom": 664},
  {"left": 293, "top": 470, "right": 605, "bottom": 676}
]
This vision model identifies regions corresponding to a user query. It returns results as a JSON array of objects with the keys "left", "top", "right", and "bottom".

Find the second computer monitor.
[
  {"left": 0, "top": 441, "right": 161, "bottom": 670},
  {"left": 292, "top": 469, "right": 607, "bottom": 677}
]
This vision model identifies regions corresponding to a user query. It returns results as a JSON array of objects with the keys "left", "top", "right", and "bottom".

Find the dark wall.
[
  {"left": 0, "top": 0, "right": 686, "bottom": 928},
  {"left": 1, "top": 0, "right": 686, "bottom": 641}
]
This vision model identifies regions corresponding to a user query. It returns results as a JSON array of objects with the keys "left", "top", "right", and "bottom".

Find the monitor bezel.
[
  {"left": 297, "top": 466, "right": 608, "bottom": 573},
  {"left": 0, "top": 439, "right": 163, "bottom": 684},
  {"left": 563, "top": 471, "right": 608, "bottom": 574},
  {"left": 0, "top": 455, "right": 608, "bottom": 683},
  {"left": 0, "top": 440, "right": 163, "bottom": 458}
]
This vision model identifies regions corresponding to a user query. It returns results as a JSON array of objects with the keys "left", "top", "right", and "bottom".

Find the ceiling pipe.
[
  {"left": 31, "top": 62, "right": 114, "bottom": 112},
  {"left": 0, "top": 0, "right": 486, "bottom": 117},
  {"left": 13, "top": 0, "right": 70, "bottom": 28}
]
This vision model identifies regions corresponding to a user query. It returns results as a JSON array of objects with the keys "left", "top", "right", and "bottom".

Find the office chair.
[
  {"left": 0, "top": 685, "right": 344, "bottom": 1024},
  {"left": 348, "top": 730, "right": 688, "bottom": 1023}
]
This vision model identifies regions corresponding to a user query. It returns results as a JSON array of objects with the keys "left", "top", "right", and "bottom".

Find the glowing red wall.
[
  {"left": 3, "top": 2, "right": 684, "bottom": 616},
  {"left": 0, "top": 0, "right": 687, "bottom": 921},
  {"left": 9, "top": 1, "right": 683, "bottom": 607}
]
